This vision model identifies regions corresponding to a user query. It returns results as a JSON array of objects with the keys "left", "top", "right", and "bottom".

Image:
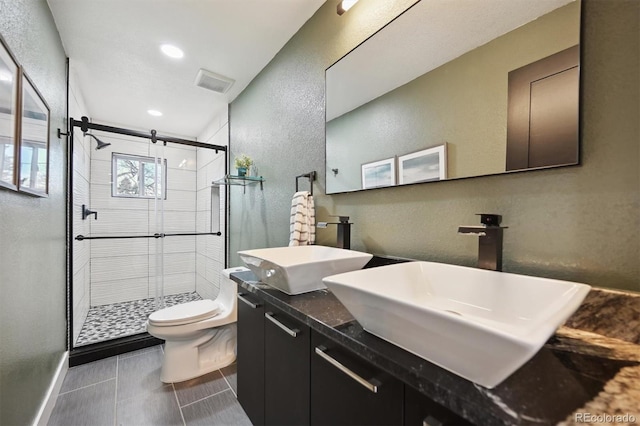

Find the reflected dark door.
[{"left": 506, "top": 45, "right": 580, "bottom": 171}]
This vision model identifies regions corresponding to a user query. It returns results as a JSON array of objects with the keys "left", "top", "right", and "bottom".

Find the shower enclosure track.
[
  {"left": 75, "top": 232, "right": 222, "bottom": 240},
  {"left": 70, "top": 116, "right": 226, "bottom": 151}
]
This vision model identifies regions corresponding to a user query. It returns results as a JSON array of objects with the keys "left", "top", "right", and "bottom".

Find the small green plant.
[{"left": 234, "top": 154, "right": 253, "bottom": 170}]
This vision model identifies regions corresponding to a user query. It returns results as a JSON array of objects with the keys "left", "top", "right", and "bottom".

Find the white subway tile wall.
[
  {"left": 87, "top": 134, "right": 198, "bottom": 306},
  {"left": 195, "top": 121, "right": 228, "bottom": 301}
]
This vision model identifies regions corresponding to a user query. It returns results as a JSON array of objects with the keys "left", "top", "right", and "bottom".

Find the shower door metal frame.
[{"left": 66, "top": 116, "right": 228, "bottom": 366}]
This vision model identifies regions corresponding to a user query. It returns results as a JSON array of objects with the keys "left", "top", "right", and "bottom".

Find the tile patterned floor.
[
  {"left": 48, "top": 345, "right": 250, "bottom": 426},
  {"left": 76, "top": 292, "right": 203, "bottom": 346}
]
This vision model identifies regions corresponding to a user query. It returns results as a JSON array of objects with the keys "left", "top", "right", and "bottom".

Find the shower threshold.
[{"left": 75, "top": 292, "right": 202, "bottom": 347}]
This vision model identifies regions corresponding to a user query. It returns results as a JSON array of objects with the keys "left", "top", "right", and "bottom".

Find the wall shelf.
[{"left": 213, "top": 175, "right": 265, "bottom": 193}]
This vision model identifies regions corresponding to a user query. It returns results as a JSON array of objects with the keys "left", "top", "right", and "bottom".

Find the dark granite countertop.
[{"left": 230, "top": 268, "right": 640, "bottom": 426}]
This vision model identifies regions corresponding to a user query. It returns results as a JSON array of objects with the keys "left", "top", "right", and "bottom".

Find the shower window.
[
  {"left": 112, "top": 153, "right": 167, "bottom": 198},
  {"left": 0, "top": 141, "right": 15, "bottom": 183},
  {"left": 19, "top": 140, "right": 48, "bottom": 190}
]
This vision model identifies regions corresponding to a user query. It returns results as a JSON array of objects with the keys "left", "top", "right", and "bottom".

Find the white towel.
[{"left": 289, "top": 191, "right": 316, "bottom": 246}]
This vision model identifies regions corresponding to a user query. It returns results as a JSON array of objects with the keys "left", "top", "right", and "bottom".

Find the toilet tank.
[{"left": 220, "top": 267, "right": 249, "bottom": 315}]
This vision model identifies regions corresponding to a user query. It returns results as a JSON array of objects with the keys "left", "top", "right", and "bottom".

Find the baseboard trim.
[{"left": 33, "top": 351, "right": 68, "bottom": 426}]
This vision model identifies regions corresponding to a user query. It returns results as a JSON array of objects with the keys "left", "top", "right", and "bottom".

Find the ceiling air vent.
[{"left": 194, "top": 69, "right": 235, "bottom": 94}]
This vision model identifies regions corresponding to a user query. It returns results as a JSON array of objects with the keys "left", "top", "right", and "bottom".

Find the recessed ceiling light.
[
  {"left": 160, "top": 44, "right": 184, "bottom": 59},
  {"left": 0, "top": 73, "right": 12, "bottom": 82},
  {"left": 147, "top": 109, "right": 163, "bottom": 117}
]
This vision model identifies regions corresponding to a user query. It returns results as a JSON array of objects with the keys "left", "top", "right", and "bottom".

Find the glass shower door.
[
  {"left": 152, "top": 140, "right": 165, "bottom": 311},
  {"left": 68, "top": 116, "right": 228, "bottom": 362},
  {"left": 72, "top": 129, "right": 172, "bottom": 347}
]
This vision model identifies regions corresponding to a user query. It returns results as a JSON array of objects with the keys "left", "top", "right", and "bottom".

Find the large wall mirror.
[{"left": 326, "top": 0, "right": 581, "bottom": 194}]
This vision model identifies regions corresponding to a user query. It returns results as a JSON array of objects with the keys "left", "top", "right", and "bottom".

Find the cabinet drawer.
[
  {"left": 264, "top": 303, "right": 310, "bottom": 426},
  {"left": 311, "top": 330, "right": 403, "bottom": 426}
]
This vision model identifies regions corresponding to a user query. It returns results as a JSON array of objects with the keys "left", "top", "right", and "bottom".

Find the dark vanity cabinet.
[
  {"left": 310, "top": 330, "right": 403, "bottom": 425},
  {"left": 236, "top": 293, "right": 310, "bottom": 426},
  {"left": 236, "top": 284, "right": 474, "bottom": 426},
  {"left": 236, "top": 289, "right": 265, "bottom": 425},
  {"left": 264, "top": 302, "right": 310, "bottom": 425}
]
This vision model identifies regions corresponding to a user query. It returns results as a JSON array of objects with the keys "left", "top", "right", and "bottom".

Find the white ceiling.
[{"left": 47, "top": 0, "right": 326, "bottom": 138}]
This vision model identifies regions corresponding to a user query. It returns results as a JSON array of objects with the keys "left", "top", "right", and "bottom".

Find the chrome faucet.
[
  {"left": 317, "top": 215, "right": 352, "bottom": 249},
  {"left": 458, "top": 214, "right": 507, "bottom": 271}
]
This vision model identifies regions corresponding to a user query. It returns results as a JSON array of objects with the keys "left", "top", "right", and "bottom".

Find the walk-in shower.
[{"left": 68, "top": 116, "right": 228, "bottom": 364}]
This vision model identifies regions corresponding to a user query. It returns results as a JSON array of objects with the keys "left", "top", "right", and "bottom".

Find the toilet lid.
[{"left": 148, "top": 299, "right": 221, "bottom": 326}]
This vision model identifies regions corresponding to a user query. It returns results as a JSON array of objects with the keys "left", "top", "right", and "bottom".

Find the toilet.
[{"left": 147, "top": 267, "right": 247, "bottom": 383}]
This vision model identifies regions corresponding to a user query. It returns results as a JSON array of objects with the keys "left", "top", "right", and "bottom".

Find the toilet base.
[{"left": 160, "top": 323, "right": 237, "bottom": 383}]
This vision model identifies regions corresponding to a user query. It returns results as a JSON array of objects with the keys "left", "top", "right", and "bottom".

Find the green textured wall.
[
  {"left": 0, "top": 1, "right": 68, "bottom": 424},
  {"left": 230, "top": 0, "right": 639, "bottom": 292}
]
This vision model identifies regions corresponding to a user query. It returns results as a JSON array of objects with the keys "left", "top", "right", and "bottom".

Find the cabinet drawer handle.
[
  {"left": 264, "top": 312, "right": 299, "bottom": 337},
  {"left": 237, "top": 294, "right": 261, "bottom": 309},
  {"left": 314, "top": 346, "right": 378, "bottom": 393}
]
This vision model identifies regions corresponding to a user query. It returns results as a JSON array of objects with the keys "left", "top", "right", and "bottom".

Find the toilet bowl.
[{"left": 147, "top": 267, "right": 247, "bottom": 383}]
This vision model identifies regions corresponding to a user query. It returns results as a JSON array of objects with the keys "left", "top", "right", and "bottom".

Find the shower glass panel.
[
  {"left": 70, "top": 121, "right": 227, "bottom": 349},
  {"left": 153, "top": 141, "right": 165, "bottom": 311}
]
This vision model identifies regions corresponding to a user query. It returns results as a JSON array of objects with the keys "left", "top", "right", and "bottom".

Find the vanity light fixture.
[
  {"left": 147, "top": 109, "right": 163, "bottom": 117},
  {"left": 337, "top": 0, "right": 359, "bottom": 15},
  {"left": 160, "top": 44, "right": 184, "bottom": 59}
]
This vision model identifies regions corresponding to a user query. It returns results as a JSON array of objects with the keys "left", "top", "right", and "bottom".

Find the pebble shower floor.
[{"left": 76, "top": 292, "right": 202, "bottom": 346}]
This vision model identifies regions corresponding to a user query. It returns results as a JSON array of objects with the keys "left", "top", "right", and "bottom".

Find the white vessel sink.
[
  {"left": 238, "top": 246, "right": 373, "bottom": 295},
  {"left": 322, "top": 261, "right": 590, "bottom": 388}
]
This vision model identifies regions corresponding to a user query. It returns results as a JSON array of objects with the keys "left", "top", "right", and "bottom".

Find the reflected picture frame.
[
  {"left": 18, "top": 70, "right": 50, "bottom": 197},
  {"left": 361, "top": 157, "right": 396, "bottom": 189},
  {"left": 398, "top": 143, "right": 447, "bottom": 185},
  {"left": 0, "top": 35, "right": 21, "bottom": 191}
]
